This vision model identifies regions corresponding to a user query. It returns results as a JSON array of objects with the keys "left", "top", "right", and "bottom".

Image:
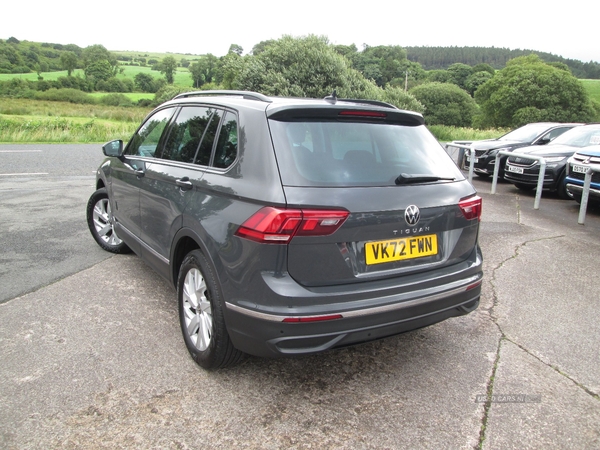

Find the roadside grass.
[
  {"left": 0, "top": 115, "right": 140, "bottom": 143},
  {"left": 429, "top": 125, "right": 505, "bottom": 142},
  {"left": 0, "top": 98, "right": 150, "bottom": 122},
  {"left": 0, "top": 98, "right": 150, "bottom": 143}
]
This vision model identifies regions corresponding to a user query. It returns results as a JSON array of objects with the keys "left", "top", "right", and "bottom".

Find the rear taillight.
[
  {"left": 459, "top": 196, "right": 482, "bottom": 221},
  {"left": 339, "top": 110, "right": 387, "bottom": 118},
  {"left": 235, "top": 207, "right": 349, "bottom": 244}
]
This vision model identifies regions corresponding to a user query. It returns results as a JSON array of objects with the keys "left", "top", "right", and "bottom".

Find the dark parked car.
[
  {"left": 565, "top": 145, "right": 600, "bottom": 205},
  {"left": 466, "top": 122, "right": 580, "bottom": 178},
  {"left": 87, "top": 90, "right": 483, "bottom": 370},
  {"left": 504, "top": 124, "right": 600, "bottom": 199}
]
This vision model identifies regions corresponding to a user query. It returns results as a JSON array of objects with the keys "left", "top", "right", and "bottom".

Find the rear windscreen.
[{"left": 268, "top": 120, "right": 464, "bottom": 187}]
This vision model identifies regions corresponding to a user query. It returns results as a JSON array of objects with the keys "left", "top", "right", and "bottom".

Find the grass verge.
[{"left": 0, "top": 115, "right": 139, "bottom": 143}]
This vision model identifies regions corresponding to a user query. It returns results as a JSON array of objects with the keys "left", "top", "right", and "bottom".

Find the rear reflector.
[
  {"left": 459, "top": 196, "right": 482, "bottom": 221},
  {"left": 466, "top": 280, "right": 483, "bottom": 291},
  {"left": 235, "top": 207, "right": 349, "bottom": 244},
  {"left": 282, "top": 314, "right": 343, "bottom": 323}
]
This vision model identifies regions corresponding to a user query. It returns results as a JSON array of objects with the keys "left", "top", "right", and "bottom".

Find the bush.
[
  {"left": 152, "top": 85, "right": 192, "bottom": 106},
  {"left": 410, "top": 82, "right": 477, "bottom": 127},
  {"left": 475, "top": 55, "right": 596, "bottom": 127},
  {"left": 34, "top": 88, "right": 95, "bottom": 104},
  {"left": 379, "top": 85, "right": 424, "bottom": 113},
  {"left": 55, "top": 76, "right": 92, "bottom": 92},
  {"left": 0, "top": 78, "right": 36, "bottom": 98},
  {"left": 99, "top": 93, "right": 133, "bottom": 107}
]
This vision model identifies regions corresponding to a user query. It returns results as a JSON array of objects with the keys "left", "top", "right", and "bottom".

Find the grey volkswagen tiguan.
[{"left": 87, "top": 90, "right": 483, "bottom": 370}]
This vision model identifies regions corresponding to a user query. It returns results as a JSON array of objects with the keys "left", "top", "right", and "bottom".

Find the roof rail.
[
  {"left": 339, "top": 98, "right": 399, "bottom": 110},
  {"left": 173, "top": 90, "right": 272, "bottom": 103}
]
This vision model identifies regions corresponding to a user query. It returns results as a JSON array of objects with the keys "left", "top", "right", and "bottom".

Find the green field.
[
  {"left": 0, "top": 65, "right": 194, "bottom": 87},
  {"left": 581, "top": 79, "right": 600, "bottom": 103}
]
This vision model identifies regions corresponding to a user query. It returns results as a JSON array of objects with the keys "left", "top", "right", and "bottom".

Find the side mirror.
[
  {"left": 536, "top": 138, "right": 551, "bottom": 145},
  {"left": 102, "top": 140, "right": 124, "bottom": 157}
]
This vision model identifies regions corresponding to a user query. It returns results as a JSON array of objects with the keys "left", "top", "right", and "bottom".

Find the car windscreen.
[
  {"left": 499, "top": 124, "right": 555, "bottom": 142},
  {"left": 550, "top": 125, "right": 600, "bottom": 147},
  {"left": 268, "top": 120, "right": 464, "bottom": 187}
]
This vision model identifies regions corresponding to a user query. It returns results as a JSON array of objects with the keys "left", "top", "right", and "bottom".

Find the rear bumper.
[{"left": 224, "top": 248, "right": 483, "bottom": 358}]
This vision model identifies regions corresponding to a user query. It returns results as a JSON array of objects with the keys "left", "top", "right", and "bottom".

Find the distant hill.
[
  {"left": 404, "top": 46, "right": 600, "bottom": 79},
  {"left": 2, "top": 37, "right": 600, "bottom": 79}
]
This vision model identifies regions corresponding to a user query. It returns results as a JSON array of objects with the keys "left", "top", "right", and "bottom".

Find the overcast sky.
[{"left": 3, "top": 0, "right": 599, "bottom": 63}]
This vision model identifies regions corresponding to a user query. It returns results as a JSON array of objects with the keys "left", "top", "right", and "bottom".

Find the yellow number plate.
[{"left": 365, "top": 234, "right": 438, "bottom": 265}]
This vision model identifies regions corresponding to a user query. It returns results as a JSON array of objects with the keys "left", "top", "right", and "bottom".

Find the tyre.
[
  {"left": 178, "top": 250, "right": 243, "bottom": 370},
  {"left": 475, "top": 173, "right": 490, "bottom": 179},
  {"left": 556, "top": 172, "right": 571, "bottom": 200},
  {"left": 86, "top": 188, "right": 131, "bottom": 254},
  {"left": 513, "top": 183, "right": 535, "bottom": 191}
]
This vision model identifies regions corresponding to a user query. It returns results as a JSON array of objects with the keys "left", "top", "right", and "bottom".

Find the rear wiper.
[{"left": 395, "top": 173, "right": 455, "bottom": 185}]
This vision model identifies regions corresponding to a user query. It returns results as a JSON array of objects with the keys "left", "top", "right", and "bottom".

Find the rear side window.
[
  {"left": 161, "top": 106, "right": 214, "bottom": 163},
  {"left": 213, "top": 112, "right": 238, "bottom": 168},
  {"left": 126, "top": 107, "right": 175, "bottom": 157},
  {"left": 268, "top": 120, "right": 463, "bottom": 187},
  {"left": 194, "top": 108, "right": 222, "bottom": 166}
]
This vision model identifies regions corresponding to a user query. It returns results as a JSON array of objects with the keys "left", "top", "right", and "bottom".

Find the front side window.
[
  {"left": 541, "top": 127, "right": 572, "bottom": 143},
  {"left": 126, "top": 108, "right": 175, "bottom": 157},
  {"left": 161, "top": 106, "right": 214, "bottom": 163}
]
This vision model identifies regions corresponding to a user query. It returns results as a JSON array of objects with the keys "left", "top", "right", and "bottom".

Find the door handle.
[{"left": 176, "top": 177, "right": 193, "bottom": 191}]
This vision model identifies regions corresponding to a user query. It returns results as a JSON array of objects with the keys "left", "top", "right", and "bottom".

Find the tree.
[
  {"left": 222, "top": 35, "right": 423, "bottom": 112},
  {"left": 189, "top": 54, "right": 219, "bottom": 88},
  {"left": 427, "top": 69, "right": 451, "bottom": 83},
  {"left": 232, "top": 35, "right": 370, "bottom": 97},
  {"left": 82, "top": 45, "right": 118, "bottom": 72},
  {"left": 228, "top": 44, "right": 243, "bottom": 56},
  {"left": 160, "top": 56, "right": 177, "bottom": 84},
  {"left": 410, "top": 82, "right": 477, "bottom": 127},
  {"left": 354, "top": 45, "right": 410, "bottom": 87},
  {"left": 251, "top": 39, "right": 276, "bottom": 55},
  {"left": 447, "top": 63, "right": 473, "bottom": 90},
  {"left": 134, "top": 72, "right": 155, "bottom": 92},
  {"left": 475, "top": 55, "right": 596, "bottom": 127},
  {"left": 472, "top": 63, "right": 495, "bottom": 76},
  {"left": 60, "top": 51, "right": 78, "bottom": 76},
  {"left": 84, "top": 60, "right": 113, "bottom": 85},
  {"left": 464, "top": 71, "right": 493, "bottom": 96},
  {"left": 82, "top": 45, "right": 118, "bottom": 89}
]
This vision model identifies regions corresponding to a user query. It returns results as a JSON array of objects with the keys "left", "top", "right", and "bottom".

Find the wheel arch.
[
  {"left": 95, "top": 178, "right": 106, "bottom": 190},
  {"left": 170, "top": 228, "right": 224, "bottom": 291}
]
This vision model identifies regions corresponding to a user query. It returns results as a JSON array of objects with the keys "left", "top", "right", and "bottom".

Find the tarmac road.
[{"left": 0, "top": 144, "right": 599, "bottom": 449}]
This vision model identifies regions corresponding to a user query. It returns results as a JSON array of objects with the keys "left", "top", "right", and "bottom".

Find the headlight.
[
  {"left": 543, "top": 156, "right": 567, "bottom": 169},
  {"left": 490, "top": 147, "right": 510, "bottom": 157},
  {"left": 544, "top": 156, "right": 567, "bottom": 163}
]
